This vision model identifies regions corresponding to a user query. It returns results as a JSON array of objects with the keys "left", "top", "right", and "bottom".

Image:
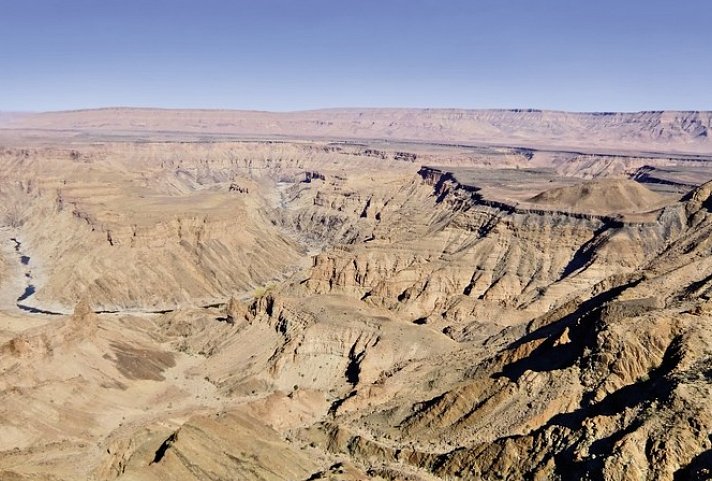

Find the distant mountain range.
[{"left": 2, "top": 107, "right": 711, "bottom": 154}]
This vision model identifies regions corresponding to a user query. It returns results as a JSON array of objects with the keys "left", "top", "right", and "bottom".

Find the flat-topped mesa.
[
  {"left": 6, "top": 108, "right": 712, "bottom": 153},
  {"left": 527, "top": 177, "right": 667, "bottom": 215},
  {"left": 417, "top": 166, "right": 675, "bottom": 224},
  {"left": 417, "top": 166, "right": 452, "bottom": 186},
  {"left": 303, "top": 169, "right": 687, "bottom": 326},
  {"left": 417, "top": 166, "right": 482, "bottom": 206}
]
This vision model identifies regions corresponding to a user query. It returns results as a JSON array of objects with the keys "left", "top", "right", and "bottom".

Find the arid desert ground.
[{"left": 1, "top": 109, "right": 712, "bottom": 480}]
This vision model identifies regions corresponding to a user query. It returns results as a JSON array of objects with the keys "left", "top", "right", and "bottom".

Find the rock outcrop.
[{"left": 2, "top": 134, "right": 712, "bottom": 481}]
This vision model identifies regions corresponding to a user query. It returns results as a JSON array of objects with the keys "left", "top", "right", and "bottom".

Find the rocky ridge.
[{"left": 1, "top": 136, "right": 712, "bottom": 480}]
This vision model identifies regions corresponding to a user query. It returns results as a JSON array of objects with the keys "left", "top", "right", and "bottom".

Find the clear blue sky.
[{"left": 2, "top": 0, "right": 711, "bottom": 112}]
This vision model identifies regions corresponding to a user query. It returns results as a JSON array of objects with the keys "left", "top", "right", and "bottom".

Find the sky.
[{"left": 1, "top": 0, "right": 711, "bottom": 112}]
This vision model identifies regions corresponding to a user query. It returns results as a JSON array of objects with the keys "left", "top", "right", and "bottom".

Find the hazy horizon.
[
  {"left": 6, "top": 106, "right": 712, "bottom": 116},
  {"left": 2, "top": 0, "right": 711, "bottom": 112}
]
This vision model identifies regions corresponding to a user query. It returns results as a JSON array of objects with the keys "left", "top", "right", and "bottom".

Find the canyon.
[{"left": 1, "top": 108, "right": 712, "bottom": 480}]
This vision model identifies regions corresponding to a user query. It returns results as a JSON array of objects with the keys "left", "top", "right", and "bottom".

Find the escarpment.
[
  {"left": 301, "top": 167, "right": 682, "bottom": 332},
  {"left": 297, "top": 174, "right": 712, "bottom": 481},
  {"left": 2, "top": 134, "right": 712, "bottom": 481}
]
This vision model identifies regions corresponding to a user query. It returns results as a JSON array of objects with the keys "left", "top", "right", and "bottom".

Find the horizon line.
[{"left": 5, "top": 106, "right": 712, "bottom": 116}]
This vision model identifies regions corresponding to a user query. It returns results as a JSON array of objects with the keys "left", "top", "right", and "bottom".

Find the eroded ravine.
[
  {"left": 3, "top": 136, "right": 712, "bottom": 481},
  {"left": 8, "top": 237, "right": 64, "bottom": 315},
  {"left": 3, "top": 177, "right": 323, "bottom": 317}
]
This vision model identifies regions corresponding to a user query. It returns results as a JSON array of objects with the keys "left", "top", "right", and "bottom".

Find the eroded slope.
[{"left": 1, "top": 139, "right": 712, "bottom": 481}]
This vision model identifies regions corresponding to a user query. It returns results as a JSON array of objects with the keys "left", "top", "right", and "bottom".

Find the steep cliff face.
[
  {"left": 2, "top": 137, "right": 712, "bottom": 481},
  {"left": 11, "top": 190, "right": 303, "bottom": 311},
  {"left": 299, "top": 180, "right": 712, "bottom": 481},
  {"left": 301, "top": 168, "right": 682, "bottom": 335},
  {"left": 7, "top": 108, "right": 712, "bottom": 153}
]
